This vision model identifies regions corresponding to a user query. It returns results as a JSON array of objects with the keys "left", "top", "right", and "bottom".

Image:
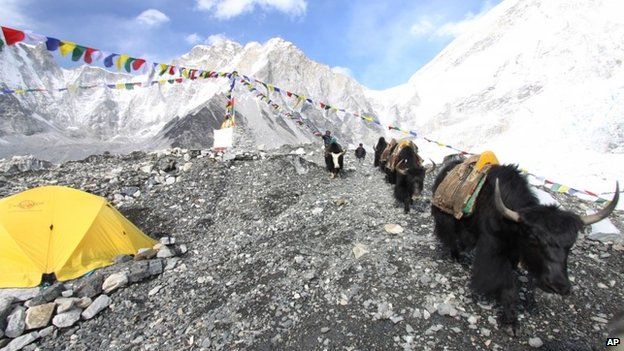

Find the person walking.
[{"left": 355, "top": 143, "right": 366, "bottom": 164}]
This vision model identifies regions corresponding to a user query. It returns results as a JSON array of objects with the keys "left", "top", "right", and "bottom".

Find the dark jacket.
[
  {"left": 355, "top": 146, "right": 366, "bottom": 159},
  {"left": 322, "top": 135, "right": 333, "bottom": 147}
]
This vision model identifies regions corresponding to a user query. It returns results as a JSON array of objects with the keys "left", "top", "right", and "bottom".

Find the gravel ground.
[{"left": 0, "top": 146, "right": 623, "bottom": 351}]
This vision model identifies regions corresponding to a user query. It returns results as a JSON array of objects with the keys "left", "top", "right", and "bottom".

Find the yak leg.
[
  {"left": 472, "top": 236, "right": 519, "bottom": 335},
  {"left": 432, "top": 208, "right": 461, "bottom": 260}
]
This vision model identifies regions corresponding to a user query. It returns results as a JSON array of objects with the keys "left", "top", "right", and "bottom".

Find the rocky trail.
[{"left": 0, "top": 146, "right": 623, "bottom": 351}]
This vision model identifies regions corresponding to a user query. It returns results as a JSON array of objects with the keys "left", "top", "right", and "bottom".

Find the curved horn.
[
  {"left": 426, "top": 159, "right": 437, "bottom": 174},
  {"left": 580, "top": 182, "right": 620, "bottom": 226},
  {"left": 494, "top": 179, "right": 521, "bottom": 222}
]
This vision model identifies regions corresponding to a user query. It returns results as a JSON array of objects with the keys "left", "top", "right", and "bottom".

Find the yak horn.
[
  {"left": 580, "top": 182, "right": 619, "bottom": 226},
  {"left": 494, "top": 179, "right": 521, "bottom": 223},
  {"left": 426, "top": 159, "right": 437, "bottom": 174}
]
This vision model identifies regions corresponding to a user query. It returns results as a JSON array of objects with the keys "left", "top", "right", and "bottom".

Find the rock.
[
  {"left": 352, "top": 243, "right": 369, "bottom": 259},
  {"left": 181, "top": 162, "right": 193, "bottom": 172},
  {"left": 335, "top": 198, "right": 348, "bottom": 206},
  {"left": 25, "top": 303, "right": 55, "bottom": 330},
  {"left": 0, "top": 289, "right": 39, "bottom": 303},
  {"left": 164, "top": 258, "right": 180, "bottom": 271},
  {"left": 160, "top": 237, "right": 176, "bottom": 245},
  {"left": 74, "top": 274, "right": 104, "bottom": 298},
  {"left": 38, "top": 326, "right": 54, "bottom": 339},
  {"left": 52, "top": 309, "right": 82, "bottom": 328},
  {"left": 165, "top": 177, "right": 176, "bottom": 185},
  {"left": 134, "top": 248, "right": 158, "bottom": 261},
  {"left": 481, "top": 328, "right": 491, "bottom": 337},
  {"left": 1, "top": 331, "right": 39, "bottom": 351},
  {"left": 5, "top": 306, "right": 26, "bottom": 338},
  {"left": 436, "top": 303, "right": 454, "bottom": 316},
  {"left": 0, "top": 297, "right": 14, "bottom": 329},
  {"left": 114, "top": 255, "right": 133, "bottom": 264},
  {"left": 390, "top": 316, "right": 404, "bottom": 324},
  {"left": 321, "top": 327, "right": 330, "bottom": 334},
  {"left": 129, "top": 261, "right": 151, "bottom": 283},
  {"left": 529, "top": 337, "right": 543, "bottom": 348},
  {"left": 384, "top": 224, "right": 404, "bottom": 234},
  {"left": 156, "top": 246, "right": 175, "bottom": 258},
  {"left": 81, "top": 295, "right": 111, "bottom": 320},
  {"left": 27, "top": 283, "right": 63, "bottom": 307},
  {"left": 121, "top": 186, "right": 139, "bottom": 197},
  {"left": 148, "top": 286, "right": 162, "bottom": 296},
  {"left": 311, "top": 207, "right": 323, "bottom": 215},
  {"left": 148, "top": 259, "right": 164, "bottom": 276},
  {"left": 102, "top": 272, "right": 128, "bottom": 294},
  {"left": 76, "top": 297, "right": 92, "bottom": 309},
  {"left": 178, "top": 244, "right": 188, "bottom": 255},
  {"left": 55, "top": 298, "right": 79, "bottom": 314},
  {"left": 61, "top": 290, "right": 73, "bottom": 298}
]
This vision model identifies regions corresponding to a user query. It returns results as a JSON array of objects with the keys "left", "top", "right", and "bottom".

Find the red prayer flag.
[
  {"left": 2, "top": 27, "right": 25, "bottom": 45},
  {"left": 132, "top": 59, "right": 146, "bottom": 71}
]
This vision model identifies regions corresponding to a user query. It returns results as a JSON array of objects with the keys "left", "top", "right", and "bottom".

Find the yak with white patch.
[
  {"left": 373, "top": 137, "right": 387, "bottom": 168},
  {"left": 432, "top": 160, "right": 619, "bottom": 333},
  {"left": 392, "top": 142, "right": 435, "bottom": 213},
  {"left": 324, "top": 141, "right": 346, "bottom": 179}
]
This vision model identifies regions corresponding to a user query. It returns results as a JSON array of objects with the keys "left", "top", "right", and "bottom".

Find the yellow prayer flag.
[
  {"left": 59, "top": 41, "right": 77, "bottom": 57},
  {"left": 116, "top": 54, "right": 130, "bottom": 70},
  {"left": 115, "top": 83, "right": 124, "bottom": 90}
]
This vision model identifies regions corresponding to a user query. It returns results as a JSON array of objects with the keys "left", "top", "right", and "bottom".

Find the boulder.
[
  {"left": 0, "top": 297, "right": 14, "bottom": 329},
  {"left": 5, "top": 306, "right": 26, "bottom": 338},
  {"left": 148, "top": 259, "right": 163, "bottom": 276},
  {"left": 74, "top": 274, "right": 104, "bottom": 298},
  {"left": 25, "top": 303, "right": 55, "bottom": 330},
  {"left": 102, "top": 272, "right": 128, "bottom": 294},
  {"left": 52, "top": 309, "right": 82, "bottom": 328},
  {"left": 54, "top": 297, "right": 79, "bottom": 314},
  {"left": 1, "top": 331, "right": 40, "bottom": 351},
  {"left": 27, "top": 283, "right": 63, "bottom": 307},
  {"left": 134, "top": 249, "right": 158, "bottom": 261},
  {"left": 128, "top": 261, "right": 151, "bottom": 283},
  {"left": 81, "top": 295, "right": 111, "bottom": 320}
]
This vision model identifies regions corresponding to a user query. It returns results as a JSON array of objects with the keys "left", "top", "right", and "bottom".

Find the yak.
[
  {"left": 324, "top": 141, "right": 346, "bottom": 179},
  {"left": 373, "top": 137, "right": 388, "bottom": 168},
  {"left": 393, "top": 142, "right": 436, "bottom": 213},
  {"left": 432, "top": 160, "right": 619, "bottom": 333},
  {"left": 378, "top": 139, "right": 397, "bottom": 173}
]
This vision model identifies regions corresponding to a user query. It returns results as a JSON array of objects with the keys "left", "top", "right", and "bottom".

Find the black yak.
[
  {"left": 373, "top": 137, "right": 387, "bottom": 167},
  {"left": 392, "top": 141, "right": 435, "bottom": 213},
  {"left": 324, "top": 141, "right": 346, "bottom": 178},
  {"left": 378, "top": 139, "right": 397, "bottom": 172},
  {"left": 432, "top": 160, "right": 619, "bottom": 333}
]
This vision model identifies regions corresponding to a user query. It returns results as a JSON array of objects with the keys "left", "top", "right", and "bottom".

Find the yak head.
[{"left": 494, "top": 179, "right": 619, "bottom": 295}]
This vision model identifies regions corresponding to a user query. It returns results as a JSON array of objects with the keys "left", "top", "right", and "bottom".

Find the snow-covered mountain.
[
  {"left": 0, "top": 38, "right": 381, "bottom": 161},
  {"left": 1, "top": 0, "right": 623, "bottom": 196},
  {"left": 370, "top": 0, "right": 624, "bottom": 196}
]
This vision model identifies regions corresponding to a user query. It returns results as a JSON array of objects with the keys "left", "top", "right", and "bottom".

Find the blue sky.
[{"left": 0, "top": 0, "right": 501, "bottom": 90}]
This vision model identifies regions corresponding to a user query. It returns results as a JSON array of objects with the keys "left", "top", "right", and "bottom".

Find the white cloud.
[
  {"left": 331, "top": 66, "right": 353, "bottom": 78},
  {"left": 206, "top": 34, "right": 230, "bottom": 45},
  {"left": 196, "top": 0, "right": 307, "bottom": 20},
  {"left": 185, "top": 33, "right": 203, "bottom": 45},
  {"left": 136, "top": 9, "right": 170, "bottom": 27},
  {"left": 409, "top": 18, "right": 434, "bottom": 37},
  {"left": 0, "top": 0, "right": 35, "bottom": 28}
]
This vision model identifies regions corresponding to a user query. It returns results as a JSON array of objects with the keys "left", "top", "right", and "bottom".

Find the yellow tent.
[{"left": 0, "top": 186, "right": 156, "bottom": 288}]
